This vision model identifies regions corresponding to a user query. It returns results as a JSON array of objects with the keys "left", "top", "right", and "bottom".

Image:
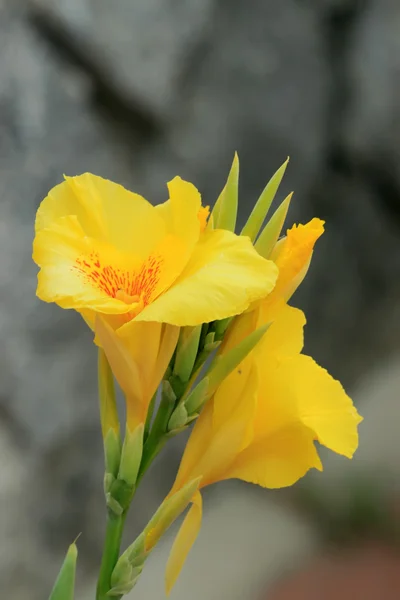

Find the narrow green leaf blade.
[
  {"left": 48, "top": 543, "right": 77, "bottom": 600},
  {"left": 212, "top": 153, "right": 239, "bottom": 231},
  {"left": 241, "top": 157, "right": 289, "bottom": 241},
  {"left": 254, "top": 193, "right": 292, "bottom": 258}
]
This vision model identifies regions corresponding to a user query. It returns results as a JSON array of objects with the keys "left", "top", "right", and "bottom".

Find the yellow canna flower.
[
  {"left": 33, "top": 173, "right": 278, "bottom": 427},
  {"left": 33, "top": 173, "right": 277, "bottom": 328},
  {"left": 159, "top": 218, "right": 362, "bottom": 594}
]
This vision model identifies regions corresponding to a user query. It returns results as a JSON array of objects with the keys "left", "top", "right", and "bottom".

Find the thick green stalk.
[{"left": 96, "top": 512, "right": 125, "bottom": 600}]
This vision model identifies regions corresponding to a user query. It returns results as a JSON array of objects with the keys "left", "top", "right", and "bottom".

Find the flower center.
[
  {"left": 75, "top": 251, "right": 164, "bottom": 312},
  {"left": 115, "top": 290, "right": 140, "bottom": 304}
]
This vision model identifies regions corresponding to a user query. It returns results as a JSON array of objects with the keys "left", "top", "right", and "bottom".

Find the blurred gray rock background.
[{"left": 0, "top": 0, "right": 399, "bottom": 598}]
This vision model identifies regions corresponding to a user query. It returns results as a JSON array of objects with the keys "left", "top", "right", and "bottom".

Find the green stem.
[
  {"left": 137, "top": 435, "right": 167, "bottom": 485},
  {"left": 96, "top": 512, "right": 124, "bottom": 600}
]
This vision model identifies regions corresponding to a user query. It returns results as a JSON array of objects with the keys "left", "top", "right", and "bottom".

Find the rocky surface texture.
[{"left": 0, "top": 0, "right": 399, "bottom": 598}]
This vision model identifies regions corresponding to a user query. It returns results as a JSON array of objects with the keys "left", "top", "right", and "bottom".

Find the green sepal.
[
  {"left": 206, "top": 323, "right": 270, "bottom": 398},
  {"left": 108, "top": 565, "right": 143, "bottom": 596},
  {"left": 117, "top": 532, "right": 146, "bottom": 570},
  {"left": 103, "top": 429, "right": 122, "bottom": 480},
  {"left": 241, "top": 158, "right": 289, "bottom": 241},
  {"left": 104, "top": 472, "right": 116, "bottom": 498},
  {"left": 111, "top": 533, "right": 147, "bottom": 595},
  {"left": 48, "top": 543, "right": 77, "bottom": 600},
  {"left": 184, "top": 376, "right": 210, "bottom": 415},
  {"left": 167, "top": 403, "right": 188, "bottom": 432},
  {"left": 118, "top": 424, "right": 144, "bottom": 486},
  {"left": 144, "top": 477, "right": 202, "bottom": 549},
  {"left": 173, "top": 326, "right": 202, "bottom": 383},
  {"left": 255, "top": 193, "right": 292, "bottom": 258},
  {"left": 212, "top": 153, "right": 239, "bottom": 231}
]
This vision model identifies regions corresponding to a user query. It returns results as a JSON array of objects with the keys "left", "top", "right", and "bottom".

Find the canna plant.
[{"left": 32, "top": 155, "right": 361, "bottom": 599}]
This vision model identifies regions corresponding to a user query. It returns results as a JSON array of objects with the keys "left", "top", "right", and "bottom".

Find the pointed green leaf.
[
  {"left": 241, "top": 157, "right": 289, "bottom": 241},
  {"left": 206, "top": 323, "right": 270, "bottom": 398},
  {"left": 212, "top": 153, "right": 239, "bottom": 231},
  {"left": 254, "top": 193, "right": 292, "bottom": 258},
  {"left": 48, "top": 543, "right": 77, "bottom": 600}
]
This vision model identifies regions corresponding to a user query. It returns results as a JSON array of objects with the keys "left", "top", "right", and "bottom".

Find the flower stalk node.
[
  {"left": 107, "top": 478, "right": 136, "bottom": 515},
  {"left": 105, "top": 494, "right": 124, "bottom": 518},
  {"left": 103, "top": 473, "right": 115, "bottom": 496}
]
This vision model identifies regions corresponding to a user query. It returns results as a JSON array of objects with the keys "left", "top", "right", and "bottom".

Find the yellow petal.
[
  {"left": 156, "top": 176, "right": 201, "bottom": 248},
  {"left": 165, "top": 490, "right": 203, "bottom": 596},
  {"left": 34, "top": 215, "right": 138, "bottom": 313},
  {"left": 219, "top": 308, "right": 259, "bottom": 355},
  {"left": 36, "top": 173, "right": 167, "bottom": 258},
  {"left": 276, "top": 354, "right": 362, "bottom": 458},
  {"left": 118, "top": 321, "right": 179, "bottom": 404},
  {"left": 145, "top": 478, "right": 203, "bottom": 552},
  {"left": 120, "top": 321, "right": 163, "bottom": 399},
  {"left": 135, "top": 229, "right": 278, "bottom": 325},
  {"left": 172, "top": 401, "right": 214, "bottom": 491},
  {"left": 212, "top": 357, "right": 257, "bottom": 437},
  {"left": 34, "top": 222, "right": 189, "bottom": 319},
  {"left": 258, "top": 303, "right": 306, "bottom": 358},
  {"left": 174, "top": 363, "right": 258, "bottom": 490},
  {"left": 152, "top": 324, "right": 181, "bottom": 395},
  {"left": 223, "top": 424, "right": 322, "bottom": 488},
  {"left": 263, "top": 218, "right": 325, "bottom": 312},
  {"left": 94, "top": 316, "right": 144, "bottom": 428}
]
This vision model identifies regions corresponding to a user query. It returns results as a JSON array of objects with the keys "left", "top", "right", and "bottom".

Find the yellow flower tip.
[
  {"left": 197, "top": 205, "right": 210, "bottom": 232},
  {"left": 285, "top": 217, "right": 325, "bottom": 254}
]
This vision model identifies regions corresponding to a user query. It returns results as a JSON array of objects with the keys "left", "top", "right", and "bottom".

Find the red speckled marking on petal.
[{"left": 74, "top": 251, "right": 164, "bottom": 307}]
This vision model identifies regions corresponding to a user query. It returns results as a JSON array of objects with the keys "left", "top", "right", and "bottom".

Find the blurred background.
[{"left": 1, "top": 0, "right": 400, "bottom": 598}]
